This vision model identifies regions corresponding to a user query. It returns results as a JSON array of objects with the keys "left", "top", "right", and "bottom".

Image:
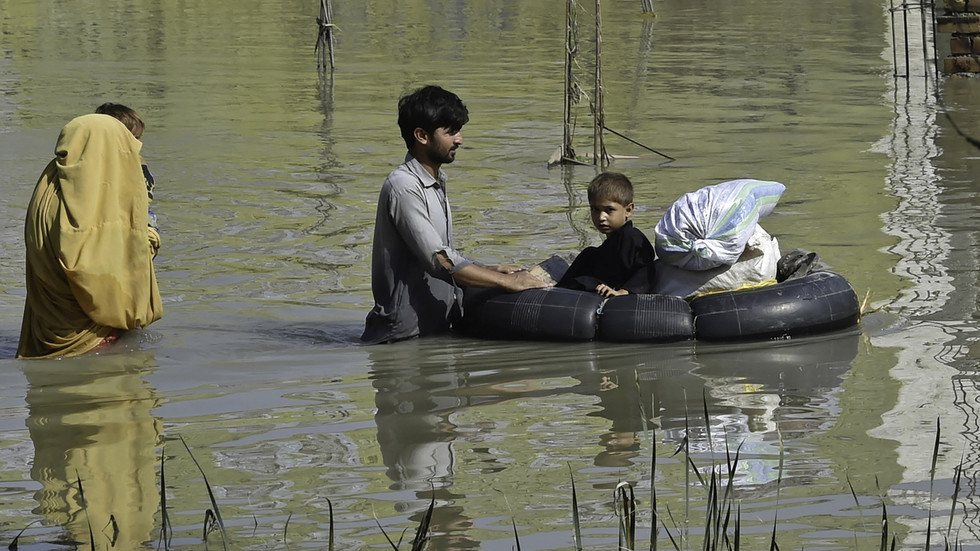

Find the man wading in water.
[{"left": 362, "top": 85, "right": 549, "bottom": 344}]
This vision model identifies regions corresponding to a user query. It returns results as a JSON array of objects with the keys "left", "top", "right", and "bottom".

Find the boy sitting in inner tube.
[{"left": 556, "top": 172, "right": 657, "bottom": 298}]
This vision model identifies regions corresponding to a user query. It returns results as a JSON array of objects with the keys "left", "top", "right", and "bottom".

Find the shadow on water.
[
  {"left": 23, "top": 352, "right": 162, "bottom": 550},
  {"left": 0, "top": 332, "right": 18, "bottom": 361}
]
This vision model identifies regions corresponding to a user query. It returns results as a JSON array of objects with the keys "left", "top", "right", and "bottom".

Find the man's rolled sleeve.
[{"left": 386, "top": 173, "right": 472, "bottom": 280}]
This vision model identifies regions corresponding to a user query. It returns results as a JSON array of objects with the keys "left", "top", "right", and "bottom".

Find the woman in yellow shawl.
[{"left": 18, "top": 113, "right": 163, "bottom": 359}]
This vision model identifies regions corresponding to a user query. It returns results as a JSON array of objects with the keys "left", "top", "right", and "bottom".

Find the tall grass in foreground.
[
  {"left": 5, "top": 414, "right": 968, "bottom": 550},
  {"left": 561, "top": 414, "right": 965, "bottom": 551}
]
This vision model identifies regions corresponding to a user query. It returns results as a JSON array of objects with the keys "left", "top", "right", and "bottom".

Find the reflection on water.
[
  {"left": 868, "top": 5, "right": 980, "bottom": 547},
  {"left": 367, "top": 332, "right": 860, "bottom": 547},
  {"left": 0, "top": 0, "right": 978, "bottom": 548},
  {"left": 24, "top": 353, "right": 161, "bottom": 550}
]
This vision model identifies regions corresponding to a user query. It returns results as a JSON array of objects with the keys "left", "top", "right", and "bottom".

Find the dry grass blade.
[
  {"left": 203, "top": 509, "right": 217, "bottom": 540},
  {"left": 705, "top": 470, "right": 718, "bottom": 551},
  {"left": 614, "top": 481, "right": 635, "bottom": 550},
  {"left": 650, "top": 424, "right": 659, "bottom": 551},
  {"left": 721, "top": 503, "right": 733, "bottom": 551},
  {"left": 178, "top": 435, "right": 228, "bottom": 548},
  {"left": 659, "top": 504, "right": 682, "bottom": 551},
  {"left": 682, "top": 447, "right": 706, "bottom": 488},
  {"left": 701, "top": 390, "right": 715, "bottom": 465},
  {"left": 492, "top": 488, "right": 523, "bottom": 550},
  {"left": 876, "top": 475, "right": 888, "bottom": 551},
  {"left": 721, "top": 440, "right": 743, "bottom": 551},
  {"left": 500, "top": 490, "right": 523, "bottom": 551},
  {"left": 845, "top": 474, "right": 865, "bottom": 551},
  {"left": 74, "top": 471, "right": 96, "bottom": 550},
  {"left": 159, "top": 446, "right": 173, "bottom": 550},
  {"left": 926, "top": 417, "right": 941, "bottom": 550},
  {"left": 103, "top": 515, "right": 119, "bottom": 546},
  {"left": 410, "top": 491, "right": 435, "bottom": 551},
  {"left": 683, "top": 390, "right": 692, "bottom": 522},
  {"left": 634, "top": 369, "right": 648, "bottom": 433},
  {"left": 723, "top": 442, "right": 742, "bottom": 510},
  {"left": 947, "top": 452, "right": 964, "bottom": 538},
  {"left": 326, "top": 498, "right": 335, "bottom": 551},
  {"left": 7, "top": 519, "right": 41, "bottom": 551},
  {"left": 860, "top": 289, "right": 874, "bottom": 317},
  {"left": 768, "top": 429, "right": 784, "bottom": 551},
  {"left": 568, "top": 465, "right": 583, "bottom": 551},
  {"left": 734, "top": 502, "right": 740, "bottom": 551},
  {"left": 370, "top": 506, "right": 404, "bottom": 550}
]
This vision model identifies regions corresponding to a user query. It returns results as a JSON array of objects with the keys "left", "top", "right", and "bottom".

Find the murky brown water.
[{"left": 1, "top": 1, "right": 979, "bottom": 549}]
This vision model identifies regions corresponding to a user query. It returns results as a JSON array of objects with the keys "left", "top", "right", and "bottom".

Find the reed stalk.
[
  {"left": 74, "top": 472, "right": 96, "bottom": 550},
  {"left": 569, "top": 465, "right": 583, "bottom": 551},
  {"left": 410, "top": 492, "right": 434, "bottom": 551},
  {"left": 158, "top": 445, "right": 173, "bottom": 550},
  {"left": 179, "top": 435, "right": 228, "bottom": 548},
  {"left": 615, "top": 481, "right": 636, "bottom": 550},
  {"left": 926, "top": 418, "right": 941, "bottom": 550},
  {"left": 326, "top": 498, "right": 335, "bottom": 551}
]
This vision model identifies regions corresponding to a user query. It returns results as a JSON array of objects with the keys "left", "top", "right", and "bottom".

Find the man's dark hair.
[{"left": 397, "top": 85, "right": 469, "bottom": 150}]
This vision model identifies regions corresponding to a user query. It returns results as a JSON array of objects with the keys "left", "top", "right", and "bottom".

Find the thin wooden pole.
[
  {"left": 931, "top": 0, "right": 940, "bottom": 81},
  {"left": 594, "top": 0, "right": 607, "bottom": 166},
  {"left": 316, "top": 0, "right": 335, "bottom": 73},
  {"left": 903, "top": 0, "right": 911, "bottom": 80},
  {"left": 889, "top": 0, "right": 899, "bottom": 77},
  {"left": 564, "top": 0, "right": 575, "bottom": 161},
  {"left": 918, "top": 1, "right": 929, "bottom": 83}
]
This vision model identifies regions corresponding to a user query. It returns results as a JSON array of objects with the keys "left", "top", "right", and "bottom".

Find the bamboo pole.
[
  {"left": 594, "top": 0, "right": 607, "bottom": 166},
  {"left": 918, "top": 1, "right": 929, "bottom": 83},
  {"left": 316, "top": 0, "right": 335, "bottom": 73},
  {"left": 563, "top": 0, "right": 575, "bottom": 161},
  {"left": 903, "top": 0, "right": 911, "bottom": 80},
  {"left": 890, "top": 0, "right": 899, "bottom": 77}
]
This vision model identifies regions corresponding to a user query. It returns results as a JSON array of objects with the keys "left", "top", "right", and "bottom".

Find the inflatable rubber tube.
[
  {"left": 597, "top": 294, "right": 694, "bottom": 343},
  {"left": 461, "top": 287, "right": 604, "bottom": 341},
  {"left": 689, "top": 271, "right": 860, "bottom": 341}
]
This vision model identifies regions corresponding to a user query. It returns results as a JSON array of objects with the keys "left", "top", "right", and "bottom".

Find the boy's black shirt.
[{"left": 556, "top": 220, "right": 656, "bottom": 294}]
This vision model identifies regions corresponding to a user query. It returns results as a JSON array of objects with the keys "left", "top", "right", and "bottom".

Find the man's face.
[
  {"left": 424, "top": 126, "right": 463, "bottom": 165},
  {"left": 589, "top": 198, "right": 633, "bottom": 235}
]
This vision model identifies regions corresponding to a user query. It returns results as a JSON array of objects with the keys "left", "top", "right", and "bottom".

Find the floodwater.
[{"left": 0, "top": 1, "right": 978, "bottom": 549}]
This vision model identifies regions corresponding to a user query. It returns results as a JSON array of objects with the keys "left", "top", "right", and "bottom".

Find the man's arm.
[{"left": 437, "top": 253, "right": 550, "bottom": 292}]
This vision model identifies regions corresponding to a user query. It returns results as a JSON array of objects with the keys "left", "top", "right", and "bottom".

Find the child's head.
[
  {"left": 95, "top": 103, "right": 145, "bottom": 140},
  {"left": 587, "top": 172, "right": 634, "bottom": 235}
]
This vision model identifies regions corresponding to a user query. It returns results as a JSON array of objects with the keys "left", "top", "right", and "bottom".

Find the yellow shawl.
[{"left": 18, "top": 114, "right": 163, "bottom": 359}]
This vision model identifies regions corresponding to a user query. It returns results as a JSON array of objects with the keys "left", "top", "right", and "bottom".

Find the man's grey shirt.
[{"left": 361, "top": 154, "right": 474, "bottom": 343}]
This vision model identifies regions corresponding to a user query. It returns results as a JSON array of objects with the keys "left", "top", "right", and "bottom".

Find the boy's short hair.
[
  {"left": 587, "top": 172, "right": 634, "bottom": 206},
  {"left": 397, "top": 85, "right": 469, "bottom": 150},
  {"left": 95, "top": 103, "right": 145, "bottom": 139}
]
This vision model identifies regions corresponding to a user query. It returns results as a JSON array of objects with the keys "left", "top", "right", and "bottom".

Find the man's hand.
[
  {"left": 446, "top": 259, "right": 552, "bottom": 291},
  {"left": 501, "top": 270, "right": 552, "bottom": 292},
  {"left": 595, "top": 284, "right": 628, "bottom": 298}
]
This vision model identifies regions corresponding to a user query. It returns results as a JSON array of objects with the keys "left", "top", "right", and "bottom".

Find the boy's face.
[{"left": 589, "top": 198, "right": 633, "bottom": 235}]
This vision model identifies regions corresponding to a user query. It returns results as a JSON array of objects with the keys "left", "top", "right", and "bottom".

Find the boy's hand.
[{"left": 595, "top": 284, "right": 628, "bottom": 298}]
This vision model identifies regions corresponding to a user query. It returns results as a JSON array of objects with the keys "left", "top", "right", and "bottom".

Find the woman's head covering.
[{"left": 18, "top": 114, "right": 162, "bottom": 358}]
